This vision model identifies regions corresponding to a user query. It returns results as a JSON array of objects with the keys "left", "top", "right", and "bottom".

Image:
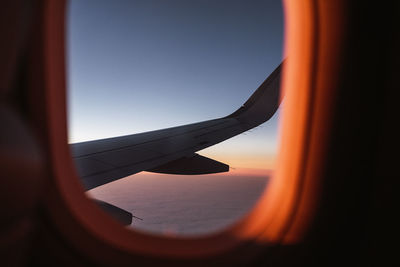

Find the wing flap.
[
  {"left": 93, "top": 199, "right": 133, "bottom": 226},
  {"left": 147, "top": 153, "right": 229, "bottom": 175}
]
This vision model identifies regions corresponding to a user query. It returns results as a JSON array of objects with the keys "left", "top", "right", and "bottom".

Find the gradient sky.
[{"left": 67, "top": 0, "right": 283, "bottom": 171}]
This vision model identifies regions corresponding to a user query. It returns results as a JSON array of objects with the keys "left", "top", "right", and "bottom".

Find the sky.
[{"left": 67, "top": 0, "right": 283, "bottom": 171}]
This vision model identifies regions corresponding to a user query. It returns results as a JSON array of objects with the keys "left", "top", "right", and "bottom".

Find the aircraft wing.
[{"left": 70, "top": 63, "right": 282, "bottom": 191}]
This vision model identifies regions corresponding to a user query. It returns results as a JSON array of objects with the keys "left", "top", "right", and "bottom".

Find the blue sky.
[{"left": 67, "top": 0, "right": 283, "bottom": 170}]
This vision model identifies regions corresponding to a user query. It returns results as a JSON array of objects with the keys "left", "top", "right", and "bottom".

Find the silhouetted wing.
[{"left": 70, "top": 63, "right": 282, "bottom": 190}]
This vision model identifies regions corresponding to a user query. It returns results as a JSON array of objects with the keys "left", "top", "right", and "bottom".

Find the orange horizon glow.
[{"left": 200, "top": 151, "right": 277, "bottom": 171}]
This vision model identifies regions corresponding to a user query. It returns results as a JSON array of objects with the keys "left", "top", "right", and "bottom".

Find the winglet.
[{"left": 227, "top": 61, "right": 283, "bottom": 130}]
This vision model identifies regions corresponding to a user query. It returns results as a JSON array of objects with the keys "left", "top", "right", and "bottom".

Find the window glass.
[{"left": 67, "top": 0, "right": 283, "bottom": 236}]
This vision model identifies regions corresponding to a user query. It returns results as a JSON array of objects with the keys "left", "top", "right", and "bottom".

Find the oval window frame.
[{"left": 38, "top": 0, "right": 346, "bottom": 264}]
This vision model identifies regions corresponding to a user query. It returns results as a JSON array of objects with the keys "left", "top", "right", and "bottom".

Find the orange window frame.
[{"left": 38, "top": 0, "right": 346, "bottom": 264}]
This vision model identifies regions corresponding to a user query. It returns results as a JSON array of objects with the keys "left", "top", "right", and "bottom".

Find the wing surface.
[{"left": 71, "top": 63, "right": 282, "bottom": 190}]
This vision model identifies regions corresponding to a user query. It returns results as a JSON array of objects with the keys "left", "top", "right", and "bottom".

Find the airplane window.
[{"left": 67, "top": 0, "right": 283, "bottom": 236}]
